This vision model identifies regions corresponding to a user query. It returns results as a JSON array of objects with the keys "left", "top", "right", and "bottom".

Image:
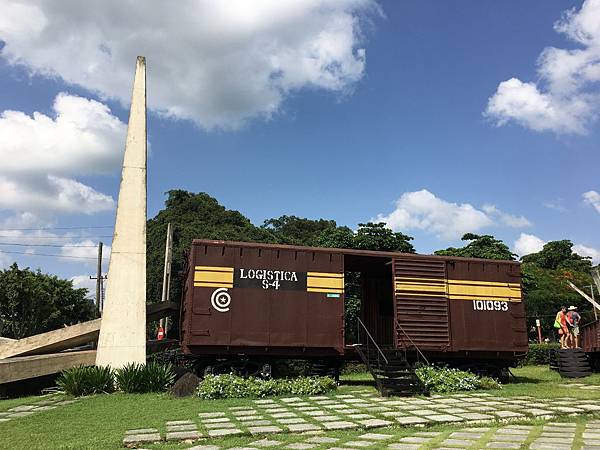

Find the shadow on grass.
[{"left": 340, "top": 379, "right": 377, "bottom": 387}]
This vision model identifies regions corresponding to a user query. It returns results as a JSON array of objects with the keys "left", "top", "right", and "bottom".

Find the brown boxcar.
[{"left": 180, "top": 240, "right": 527, "bottom": 376}]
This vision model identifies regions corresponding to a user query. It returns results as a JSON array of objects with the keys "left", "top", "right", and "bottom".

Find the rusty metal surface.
[
  {"left": 181, "top": 241, "right": 344, "bottom": 356},
  {"left": 446, "top": 259, "right": 527, "bottom": 352},
  {"left": 582, "top": 320, "right": 600, "bottom": 353},
  {"left": 394, "top": 257, "right": 450, "bottom": 351}
]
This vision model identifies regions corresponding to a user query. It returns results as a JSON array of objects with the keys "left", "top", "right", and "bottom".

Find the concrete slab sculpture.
[{"left": 95, "top": 56, "right": 148, "bottom": 368}]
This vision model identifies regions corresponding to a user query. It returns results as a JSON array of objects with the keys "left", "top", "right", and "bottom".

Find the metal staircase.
[
  {"left": 551, "top": 348, "right": 592, "bottom": 378},
  {"left": 354, "top": 318, "right": 427, "bottom": 397}
]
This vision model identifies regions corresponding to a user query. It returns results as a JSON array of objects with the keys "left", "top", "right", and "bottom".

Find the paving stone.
[
  {"left": 399, "top": 436, "right": 431, "bottom": 444},
  {"left": 344, "top": 441, "right": 374, "bottom": 447},
  {"left": 486, "top": 443, "right": 521, "bottom": 449},
  {"left": 323, "top": 421, "right": 357, "bottom": 430},
  {"left": 491, "top": 434, "right": 528, "bottom": 442},
  {"left": 167, "top": 424, "right": 197, "bottom": 431},
  {"left": 459, "top": 412, "right": 493, "bottom": 421},
  {"left": 122, "top": 433, "right": 161, "bottom": 444},
  {"left": 33, "top": 406, "right": 56, "bottom": 412},
  {"left": 534, "top": 437, "right": 574, "bottom": 444},
  {"left": 166, "top": 420, "right": 193, "bottom": 426},
  {"left": 442, "top": 439, "right": 477, "bottom": 447},
  {"left": 286, "top": 423, "right": 322, "bottom": 432},
  {"left": 308, "top": 396, "right": 328, "bottom": 400},
  {"left": 359, "top": 433, "right": 393, "bottom": 441},
  {"left": 281, "top": 397, "right": 303, "bottom": 403},
  {"left": 415, "top": 431, "right": 443, "bottom": 436},
  {"left": 277, "top": 418, "right": 306, "bottom": 424},
  {"left": 0, "top": 418, "right": 11, "bottom": 422},
  {"left": 585, "top": 433, "right": 600, "bottom": 439},
  {"left": 203, "top": 417, "right": 232, "bottom": 423},
  {"left": 530, "top": 444, "right": 571, "bottom": 450},
  {"left": 381, "top": 411, "right": 406, "bottom": 418},
  {"left": 7, "top": 412, "right": 35, "bottom": 418},
  {"left": 347, "top": 414, "right": 373, "bottom": 420},
  {"left": 243, "top": 420, "right": 274, "bottom": 426},
  {"left": 198, "top": 412, "right": 226, "bottom": 418},
  {"left": 187, "top": 445, "right": 220, "bottom": 450},
  {"left": 166, "top": 430, "right": 201, "bottom": 441},
  {"left": 449, "top": 431, "right": 484, "bottom": 439},
  {"left": 358, "top": 419, "right": 393, "bottom": 428},
  {"left": 125, "top": 428, "right": 159, "bottom": 435},
  {"left": 387, "top": 445, "right": 420, "bottom": 450},
  {"left": 496, "top": 428, "right": 530, "bottom": 435},
  {"left": 305, "top": 436, "right": 339, "bottom": 443},
  {"left": 239, "top": 415, "right": 265, "bottom": 421},
  {"left": 205, "top": 422, "right": 236, "bottom": 429},
  {"left": 250, "top": 439, "right": 282, "bottom": 447},
  {"left": 423, "top": 414, "right": 463, "bottom": 422},
  {"left": 493, "top": 410, "right": 524, "bottom": 418},
  {"left": 271, "top": 412, "right": 298, "bottom": 418},
  {"left": 248, "top": 426, "right": 283, "bottom": 435},
  {"left": 255, "top": 399, "right": 277, "bottom": 404},
  {"left": 234, "top": 410, "right": 259, "bottom": 416},
  {"left": 208, "top": 428, "right": 243, "bottom": 437},
  {"left": 285, "top": 444, "right": 316, "bottom": 449},
  {"left": 395, "top": 416, "right": 430, "bottom": 425},
  {"left": 317, "top": 415, "right": 341, "bottom": 421},
  {"left": 8, "top": 405, "right": 37, "bottom": 412}
]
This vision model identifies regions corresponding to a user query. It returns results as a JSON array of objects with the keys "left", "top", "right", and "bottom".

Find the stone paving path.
[
  {"left": 559, "top": 383, "right": 600, "bottom": 392},
  {"left": 0, "top": 396, "right": 76, "bottom": 423},
  {"left": 122, "top": 389, "right": 600, "bottom": 446}
]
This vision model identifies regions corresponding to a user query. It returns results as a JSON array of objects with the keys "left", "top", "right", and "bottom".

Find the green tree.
[
  {"left": 434, "top": 233, "right": 516, "bottom": 260},
  {"left": 352, "top": 222, "right": 415, "bottom": 253},
  {"left": 147, "top": 190, "right": 276, "bottom": 304},
  {"left": 521, "top": 240, "right": 592, "bottom": 272},
  {"left": 0, "top": 263, "right": 94, "bottom": 339},
  {"left": 262, "top": 215, "right": 340, "bottom": 247}
]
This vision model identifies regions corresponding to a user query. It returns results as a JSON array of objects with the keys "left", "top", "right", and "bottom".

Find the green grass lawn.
[{"left": 1, "top": 365, "right": 600, "bottom": 449}]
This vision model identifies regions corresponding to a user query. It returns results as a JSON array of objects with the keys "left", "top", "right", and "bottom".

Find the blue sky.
[{"left": 0, "top": 0, "right": 599, "bottom": 293}]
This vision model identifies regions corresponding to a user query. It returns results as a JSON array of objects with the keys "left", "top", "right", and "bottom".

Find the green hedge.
[
  {"left": 415, "top": 366, "right": 502, "bottom": 393},
  {"left": 197, "top": 375, "right": 337, "bottom": 399},
  {"left": 524, "top": 343, "right": 560, "bottom": 365},
  {"left": 57, "top": 366, "right": 115, "bottom": 396}
]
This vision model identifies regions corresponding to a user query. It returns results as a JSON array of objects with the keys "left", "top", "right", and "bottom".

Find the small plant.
[
  {"left": 524, "top": 343, "right": 560, "bottom": 365},
  {"left": 115, "top": 362, "right": 176, "bottom": 393},
  {"left": 197, "top": 374, "right": 337, "bottom": 399},
  {"left": 57, "top": 365, "right": 115, "bottom": 397},
  {"left": 415, "top": 365, "right": 501, "bottom": 393}
]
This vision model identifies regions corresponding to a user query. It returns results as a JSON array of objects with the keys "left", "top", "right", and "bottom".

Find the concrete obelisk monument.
[{"left": 96, "top": 57, "right": 147, "bottom": 368}]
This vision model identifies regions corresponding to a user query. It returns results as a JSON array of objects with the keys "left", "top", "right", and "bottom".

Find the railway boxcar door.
[{"left": 393, "top": 256, "right": 451, "bottom": 351}]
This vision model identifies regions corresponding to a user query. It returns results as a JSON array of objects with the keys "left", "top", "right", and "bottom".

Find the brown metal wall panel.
[
  {"left": 582, "top": 320, "right": 600, "bottom": 353},
  {"left": 446, "top": 260, "right": 527, "bottom": 352},
  {"left": 182, "top": 241, "right": 344, "bottom": 355},
  {"left": 393, "top": 256, "right": 450, "bottom": 351}
]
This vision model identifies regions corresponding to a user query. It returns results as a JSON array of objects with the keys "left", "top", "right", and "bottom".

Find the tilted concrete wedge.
[
  {"left": 0, "top": 319, "right": 101, "bottom": 360},
  {"left": 0, "top": 350, "right": 96, "bottom": 384}
]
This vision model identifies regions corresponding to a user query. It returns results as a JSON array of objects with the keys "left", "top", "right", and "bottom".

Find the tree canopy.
[
  {"left": 0, "top": 263, "right": 95, "bottom": 339},
  {"left": 434, "top": 233, "right": 516, "bottom": 260}
]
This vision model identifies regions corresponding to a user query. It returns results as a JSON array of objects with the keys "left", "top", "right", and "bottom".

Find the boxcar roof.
[{"left": 191, "top": 239, "right": 520, "bottom": 266}]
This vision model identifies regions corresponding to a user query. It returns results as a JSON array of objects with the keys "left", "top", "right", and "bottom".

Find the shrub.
[
  {"left": 57, "top": 365, "right": 115, "bottom": 397},
  {"left": 115, "top": 362, "right": 176, "bottom": 393},
  {"left": 197, "top": 375, "right": 336, "bottom": 399},
  {"left": 415, "top": 365, "right": 501, "bottom": 393},
  {"left": 524, "top": 343, "right": 560, "bottom": 365}
]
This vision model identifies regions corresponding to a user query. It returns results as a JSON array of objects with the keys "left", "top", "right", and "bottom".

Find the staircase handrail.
[
  {"left": 357, "top": 318, "right": 388, "bottom": 365},
  {"left": 394, "top": 318, "right": 430, "bottom": 366}
]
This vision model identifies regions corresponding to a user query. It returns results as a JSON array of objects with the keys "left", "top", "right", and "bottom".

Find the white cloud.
[
  {"left": 61, "top": 240, "right": 111, "bottom": 267},
  {"left": 485, "top": 0, "right": 600, "bottom": 134},
  {"left": 482, "top": 204, "right": 532, "bottom": 228},
  {"left": 514, "top": 233, "right": 546, "bottom": 256},
  {"left": 513, "top": 233, "right": 600, "bottom": 264},
  {"left": 70, "top": 275, "right": 97, "bottom": 298},
  {"left": 0, "top": 0, "right": 379, "bottom": 129},
  {"left": 373, "top": 190, "right": 529, "bottom": 240},
  {"left": 0, "top": 93, "right": 123, "bottom": 216},
  {"left": 583, "top": 190, "right": 600, "bottom": 214},
  {"left": 573, "top": 244, "right": 600, "bottom": 265}
]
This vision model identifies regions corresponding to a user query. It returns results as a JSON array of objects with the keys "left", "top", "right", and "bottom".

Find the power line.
[
  {"left": 0, "top": 250, "right": 108, "bottom": 260},
  {"left": 0, "top": 235, "right": 114, "bottom": 240},
  {"left": 0, "top": 226, "right": 113, "bottom": 231},
  {"left": 0, "top": 242, "right": 98, "bottom": 248}
]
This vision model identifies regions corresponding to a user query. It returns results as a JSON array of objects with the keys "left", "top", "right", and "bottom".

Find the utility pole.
[
  {"left": 592, "top": 285, "right": 598, "bottom": 321},
  {"left": 89, "top": 242, "right": 103, "bottom": 317},
  {"left": 160, "top": 223, "right": 173, "bottom": 336}
]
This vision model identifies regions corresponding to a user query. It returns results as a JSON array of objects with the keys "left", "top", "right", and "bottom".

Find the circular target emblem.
[{"left": 211, "top": 288, "right": 231, "bottom": 313}]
